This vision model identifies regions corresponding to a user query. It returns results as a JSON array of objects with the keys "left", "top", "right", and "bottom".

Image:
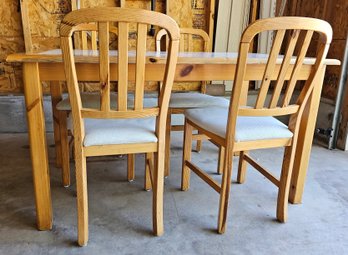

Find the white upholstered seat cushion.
[
  {"left": 185, "top": 107, "right": 293, "bottom": 142},
  {"left": 169, "top": 93, "right": 229, "bottom": 108},
  {"left": 83, "top": 117, "right": 157, "bottom": 147}
]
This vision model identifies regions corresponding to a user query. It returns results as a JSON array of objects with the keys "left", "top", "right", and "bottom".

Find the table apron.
[{"left": 38, "top": 62, "right": 313, "bottom": 82}]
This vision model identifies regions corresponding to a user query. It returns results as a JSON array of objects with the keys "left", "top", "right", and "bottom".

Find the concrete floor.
[{"left": 0, "top": 132, "right": 347, "bottom": 254}]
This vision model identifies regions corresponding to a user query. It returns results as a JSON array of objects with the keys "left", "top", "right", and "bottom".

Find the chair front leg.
[
  {"left": 195, "top": 131, "right": 202, "bottom": 152},
  {"left": 153, "top": 151, "right": 164, "bottom": 236},
  {"left": 218, "top": 148, "right": 233, "bottom": 234},
  {"left": 237, "top": 151, "right": 248, "bottom": 184},
  {"left": 75, "top": 149, "right": 88, "bottom": 246},
  {"left": 181, "top": 119, "right": 193, "bottom": 191},
  {"left": 127, "top": 154, "right": 135, "bottom": 182},
  {"left": 217, "top": 146, "right": 225, "bottom": 175},
  {"left": 277, "top": 145, "right": 296, "bottom": 223},
  {"left": 144, "top": 152, "right": 153, "bottom": 191}
]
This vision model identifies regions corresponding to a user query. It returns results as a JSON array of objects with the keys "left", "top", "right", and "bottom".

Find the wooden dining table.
[{"left": 6, "top": 50, "right": 340, "bottom": 231}]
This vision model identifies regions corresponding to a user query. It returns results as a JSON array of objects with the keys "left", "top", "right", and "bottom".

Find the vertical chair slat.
[
  {"left": 188, "top": 34, "right": 193, "bottom": 52},
  {"left": 134, "top": 23, "right": 147, "bottom": 110},
  {"left": 203, "top": 38, "right": 209, "bottom": 52},
  {"left": 99, "top": 22, "right": 110, "bottom": 112},
  {"left": 255, "top": 30, "right": 286, "bottom": 109},
  {"left": 118, "top": 22, "right": 129, "bottom": 111},
  {"left": 91, "top": 31, "right": 97, "bottom": 50},
  {"left": 81, "top": 31, "right": 88, "bottom": 50},
  {"left": 269, "top": 29, "right": 300, "bottom": 108},
  {"left": 71, "top": 0, "right": 80, "bottom": 48},
  {"left": 296, "top": 41, "right": 330, "bottom": 107},
  {"left": 282, "top": 30, "right": 314, "bottom": 107},
  {"left": 180, "top": 35, "right": 185, "bottom": 52}
]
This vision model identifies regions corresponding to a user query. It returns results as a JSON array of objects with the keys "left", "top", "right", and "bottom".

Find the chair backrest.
[
  {"left": 72, "top": 23, "right": 119, "bottom": 51},
  {"left": 226, "top": 17, "right": 332, "bottom": 143},
  {"left": 156, "top": 28, "right": 210, "bottom": 53},
  {"left": 156, "top": 28, "right": 210, "bottom": 93},
  {"left": 60, "top": 7, "right": 180, "bottom": 137},
  {"left": 70, "top": 0, "right": 119, "bottom": 51}
]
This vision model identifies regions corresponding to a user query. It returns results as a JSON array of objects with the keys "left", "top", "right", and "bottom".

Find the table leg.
[
  {"left": 289, "top": 66, "right": 326, "bottom": 204},
  {"left": 23, "top": 62, "right": 53, "bottom": 230}
]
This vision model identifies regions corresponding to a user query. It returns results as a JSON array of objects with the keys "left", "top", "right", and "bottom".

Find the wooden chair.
[
  {"left": 156, "top": 28, "right": 229, "bottom": 177},
  {"left": 181, "top": 17, "right": 332, "bottom": 233},
  {"left": 60, "top": 7, "right": 180, "bottom": 246}
]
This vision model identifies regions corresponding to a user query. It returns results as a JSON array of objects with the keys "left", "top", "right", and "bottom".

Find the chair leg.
[
  {"left": 237, "top": 151, "right": 248, "bottom": 184},
  {"left": 153, "top": 151, "right": 164, "bottom": 236},
  {"left": 164, "top": 111, "right": 171, "bottom": 177},
  {"left": 50, "top": 81, "right": 62, "bottom": 168},
  {"left": 144, "top": 152, "right": 153, "bottom": 191},
  {"left": 218, "top": 149, "right": 233, "bottom": 234},
  {"left": 181, "top": 120, "right": 193, "bottom": 191},
  {"left": 217, "top": 146, "right": 225, "bottom": 175},
  {"left": 195, "top": 131, "right": 202, "bottom": 152},
  {"left": 277, "top": 146, "right": 296, "bottom": 223},
  {"left": 75, "top": 148, "right": 88, "bottom": 246},
  {"left": 60, "top": 111, "right": 70, "bottom": 187},
  {"left": 127, "top": 154, "right": 135, "bottom": 182}
]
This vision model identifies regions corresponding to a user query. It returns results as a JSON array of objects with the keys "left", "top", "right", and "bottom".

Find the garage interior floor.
[{"left": 0, "top": 132, "right": 347, "bottom": 254}]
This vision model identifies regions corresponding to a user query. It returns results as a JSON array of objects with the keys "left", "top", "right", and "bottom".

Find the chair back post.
[
  {"left": 156, "top": 28, "right": 210, "bottom": 54},
  {"left": 225, "top": 17, "right": 333, "bottom": 149},
  {"left": 156, "top": 28, "right": 210, "bottom": 93},
  {"left": 60, "top": 7, "right": 180, "bottom": 143}
]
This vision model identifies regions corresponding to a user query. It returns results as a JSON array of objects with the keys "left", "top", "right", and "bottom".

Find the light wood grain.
[
  {"left": 117, "top": 22, "right": 128, "bottom": 111},
  {"left": 6, "top": 50, "right": 340, "bottom": 66},
  {"left": 99, "top": 22, "right": 111, "bottom": 112},
  {"left": 135, "top": 23, "right": 147, "bottom": 110},
  {"left": 289, "top": 66, "right": 327, "bottom": 203},
  {"left": 127, "top": 154, "right": 135, "bottom": 182},
  {"left": 23, "top": 62, "right": 52, "bottom": 230},
  {"left": 145, "top": 152, "right": 154, "bottom": 191},
  {"left": 255, "top": 29, "right": 286, "bottom": 108},
  {"left": 237, "top": 150, "right": 247, "bottom": 183}
]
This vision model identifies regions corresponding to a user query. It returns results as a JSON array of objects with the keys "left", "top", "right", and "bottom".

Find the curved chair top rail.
[
  {"left": 241, "top": 16, "right": 332, "bottom": 44},
  {"left": 61, "top": 7, "right": 180, "bottom": 41}
]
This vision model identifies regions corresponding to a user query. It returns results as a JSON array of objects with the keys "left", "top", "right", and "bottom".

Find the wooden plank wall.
[
  {"left": 0, "top": 0, "right": 214, "bottom": 94},
  {"left": 277, "top": 0, "right": 348, "bottom": 101}
]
